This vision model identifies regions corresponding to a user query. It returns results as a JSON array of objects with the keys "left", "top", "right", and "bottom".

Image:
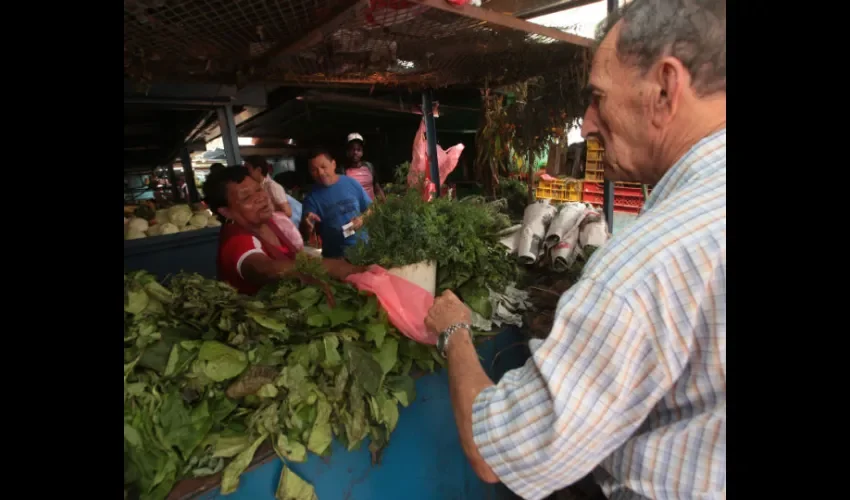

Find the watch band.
[{"left": 438, "top": 322, "right": 472, "bottom": 358}]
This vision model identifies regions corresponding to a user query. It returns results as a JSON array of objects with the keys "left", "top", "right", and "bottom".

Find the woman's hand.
[
  {"left": 350, "top": 216, "right": 364, "bottom": 231},
  {"left": 322, "top": 258, "right": 367, "bottom": 280}
]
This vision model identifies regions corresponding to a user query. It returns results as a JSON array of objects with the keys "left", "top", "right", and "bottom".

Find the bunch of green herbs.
[{"left": 345, "top": 192, "right": 522, "bottom": 317}]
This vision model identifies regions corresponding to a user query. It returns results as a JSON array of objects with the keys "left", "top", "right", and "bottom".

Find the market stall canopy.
[
  {"left": 123, "top": 81, "right": 273, "bottom": 170},
  {"left": 124, "top": 0, "right": 594, "bottom": 89}
]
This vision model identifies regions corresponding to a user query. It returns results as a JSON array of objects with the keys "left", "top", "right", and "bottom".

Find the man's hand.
[
  {"left": 426, "top": 290, "right": 472, "bottom": 334},
  {"left": 304, "top": 212, "right": 321, "bottom": 232},
  {"left": 350, "top": 215, "right": 364, "bottom": 231}
]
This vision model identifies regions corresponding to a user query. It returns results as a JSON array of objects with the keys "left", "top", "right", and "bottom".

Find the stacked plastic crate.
[{"left": 581, "top": 137, "right": 650, "bottom": 214}]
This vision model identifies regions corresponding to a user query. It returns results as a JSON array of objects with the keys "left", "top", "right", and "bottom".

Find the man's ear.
[
  {"left": 217, "top": 207, "right": 232, "bottom": 221},
  {"left": 651, "top": 56, "right": 688, "bottom": 128}
]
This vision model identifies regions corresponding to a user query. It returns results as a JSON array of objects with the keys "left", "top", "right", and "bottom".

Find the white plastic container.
[{"left": 387, "top": 260, "right": 437, "bottom": 296}]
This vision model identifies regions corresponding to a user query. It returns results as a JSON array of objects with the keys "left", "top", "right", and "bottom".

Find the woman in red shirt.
[{"left": 205, "top": 166, "right": 363, "bottom": 295}]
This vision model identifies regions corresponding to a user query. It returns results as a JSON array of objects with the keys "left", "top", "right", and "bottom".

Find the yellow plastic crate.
[
  {"left": 586, "top": 150, "right": 605, "bottom": 162},
  {"left": 587, "top": 137, "right": 603, "bottom": 151},
  {"left": 536, "top": 179, "right": 583, "bottom": 202}
]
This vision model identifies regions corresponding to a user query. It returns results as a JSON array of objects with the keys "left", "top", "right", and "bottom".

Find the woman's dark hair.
[
  {"left": 204, "top": 165, "right": 250, "bottom": 222},
  {"left": 244, "top": 155, "right": 269, "bottom": 176},
  {"left": 209, "top": 163, "right": 225, "bottom": 176}
]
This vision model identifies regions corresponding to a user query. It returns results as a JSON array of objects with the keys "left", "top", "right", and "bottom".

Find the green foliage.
[
  {"left": 124, "top": 270, "right": 436, "bottom": 500},
  {"left": 346, "top": 192, "right": 520, "bottom": 295}
]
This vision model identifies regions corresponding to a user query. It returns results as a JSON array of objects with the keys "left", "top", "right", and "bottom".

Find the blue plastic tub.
[{"left": 124, "top": 227, "right": 220, "bottom": 280}]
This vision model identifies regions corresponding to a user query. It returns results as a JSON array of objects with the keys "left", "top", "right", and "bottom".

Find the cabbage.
[
  {"left": 148, "top": 222, "right": 178, "bottom": 237},
  {"left": 182, "top": 225, "right": 204, "bottom": 232},
  {"left": 127, "top": 217, "right": 149, "bottom": 233},
  {"left": 189, "top": 213, "right": 209, "bottom": 227},
  {"left": 125, "top": 228, "right": 147, "bottom": 240},
  {"left": 159, "top": 223, "right": 179, "bottom": 235},
  {"left": 155, "top": 209, "right": 171, "bottom": 225},
  {"left": 207, "top": 218, "right": 222, "bottom": 227},
  {"left": 168, "top": 205, "right": 193, "bottom": 226}
]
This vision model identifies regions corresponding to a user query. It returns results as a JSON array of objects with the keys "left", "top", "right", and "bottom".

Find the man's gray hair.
[{"left": 596, "top": 0, "right": 726, "bottom": 96}]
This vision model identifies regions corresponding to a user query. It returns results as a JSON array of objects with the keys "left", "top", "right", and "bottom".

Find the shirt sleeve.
[
  {"left": 268, "top": 180, "right": 288, "bottom": 205},
  {"left": 220, "top": 232, "right": 267, "bottom": 279},
  {"left": 471, "top": 278, "right": 676, "bottom": 500}
]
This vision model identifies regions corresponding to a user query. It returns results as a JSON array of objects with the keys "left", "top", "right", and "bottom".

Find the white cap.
[{"left": 347, "top": 133, "right": 364, "bottom": 144}]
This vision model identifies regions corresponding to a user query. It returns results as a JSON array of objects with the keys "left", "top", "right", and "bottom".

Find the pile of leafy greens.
[
  {"left": 124, "top": 264, "right": 440, "bottom": 500},
  {"left": 345, "top": 192, "right": 521, "bottom": 316}
]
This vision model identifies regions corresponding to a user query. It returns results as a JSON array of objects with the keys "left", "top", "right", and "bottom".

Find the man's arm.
[
  {"left": 428, "top": 281, "right": 680, "bottom": 500},
  {"left": 425, "top": 291, "right": 498, "bottom": 482}
]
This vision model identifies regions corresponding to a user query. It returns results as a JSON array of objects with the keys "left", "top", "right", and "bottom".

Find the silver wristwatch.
[{"left": 437, "top": 322, "right": 472, "bottom": 358}]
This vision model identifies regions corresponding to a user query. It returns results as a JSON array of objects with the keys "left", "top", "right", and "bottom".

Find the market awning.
[{"left": 124, "top": 0, "right": 594, "bottom": 89}]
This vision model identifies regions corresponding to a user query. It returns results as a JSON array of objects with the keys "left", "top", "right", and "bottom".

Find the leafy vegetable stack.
[
  {"left": 124, "top": 265, "right": 441, "bottom": 500},
  {"left": 345, "top": 192, "right": 522, "bottom": 320}
]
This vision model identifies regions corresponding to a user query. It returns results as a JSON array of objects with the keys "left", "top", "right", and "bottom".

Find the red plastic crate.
[{"left": 582, "top": 183, "right": 646, "bottom": 214}]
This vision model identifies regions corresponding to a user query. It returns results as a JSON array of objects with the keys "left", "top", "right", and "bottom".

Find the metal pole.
[
  {"left": 180, "top": 147, "right": 200, "bottom": 203},
  {"left": 602, "top": 0, "right": 618, "bottom": 233},
  {"left": 217, "top": 105, "right": 242, "bottom": 166},
  {"left": 421, "top": 90, "right": 440, "bottom": 197}
]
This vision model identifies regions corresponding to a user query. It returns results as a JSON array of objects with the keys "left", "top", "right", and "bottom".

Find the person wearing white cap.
[{"left": 345, "top": 133, "right": 385, "bottom": 202}]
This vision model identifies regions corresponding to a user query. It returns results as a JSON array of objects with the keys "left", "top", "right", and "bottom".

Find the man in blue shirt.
[{"left": 300, "top": 149, "right": 372, "bottom": 258}]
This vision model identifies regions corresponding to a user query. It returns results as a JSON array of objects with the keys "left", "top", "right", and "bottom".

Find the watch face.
[{"left": 437, "top": 333, "right": 447, "bottom": 353}]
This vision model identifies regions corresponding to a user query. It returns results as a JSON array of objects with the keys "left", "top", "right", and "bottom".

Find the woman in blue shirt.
[{"left": 300, "top": 149, "right": 372, "bottom": 258}]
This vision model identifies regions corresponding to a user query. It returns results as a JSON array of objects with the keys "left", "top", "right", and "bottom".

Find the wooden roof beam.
[{"left": 409, "top": 0, "right": 594, "bottom": 48}]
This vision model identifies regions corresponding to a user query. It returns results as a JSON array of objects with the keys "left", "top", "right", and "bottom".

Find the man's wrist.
[
  {"left": 438, "top": 322, "right": 473, "bottom": 358},
  {"left": 445, "top": 327, "right": 472, "bottom": 356}
]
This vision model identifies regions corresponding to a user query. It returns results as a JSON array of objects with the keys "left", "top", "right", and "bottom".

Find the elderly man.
[{"left": 425, "top": 1, "right": 726, "bottom": 499}]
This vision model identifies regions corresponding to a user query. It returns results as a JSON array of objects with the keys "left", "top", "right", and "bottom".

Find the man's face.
[
  {"left": 221, "top": 176, "right": 273, "bottom": 226},
  {"left": 309, "top": 154, "right": 338, "bottom": 186},
  {"left": 581, "top": 21, "right": 656, "bottom": 183},
  {"left": 347, "top": 142, "right": 363, "bottom": 163}
]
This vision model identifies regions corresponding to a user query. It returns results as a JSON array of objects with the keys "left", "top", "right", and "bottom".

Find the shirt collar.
[{"left": 643, "top": 128, "right": 726, "bottom": 211}]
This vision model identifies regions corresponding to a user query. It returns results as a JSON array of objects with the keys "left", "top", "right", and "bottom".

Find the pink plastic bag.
[
  {"left": 407, "top": 119, "right": 464, "bottom": 201},
  {"left": 345, "top": 265, "right": 438, "bottom": 345}
]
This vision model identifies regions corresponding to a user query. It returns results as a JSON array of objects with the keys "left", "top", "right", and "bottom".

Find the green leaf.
[
  {"left": 273, "top": 434, "right": 307, "bottom": 463},
  {"left": 327, "top": 306, "right": 356, "bottom": 327},
  {"left": 275, "top": 464, "right": 318, "bottom": 500},
  {"left": 306, "top": 313, "right": 329, "bottom": 327},
  {"left": 382, "top": 397, "right": 400, "bottom": 433},
  {"left": 307, "top": 421, "right": 332, "bottom": 456},
  {"left": 364, "top": 323, "right": 388, "bottom": 348},
  {"left": 158, "top": 393, "right": 213, "bottom": 459},
  {"left": 220, "top": 434, "right": 267, "bottom": 494},
  {"left": 357, "top": 296, "right": 378, "bottom": 321},
  {"left": 124, "top": 423, "right": 141, "bottom": 448},
  {"left": 345, "top": 345, "right": 384, "bottom": 396},
  {"left": 213, "top": 434, "right": 252, "bottom": 458},
  {"left": 198, "top": 341, "right": 248, "bottom": 382},
  {"left": 257, "top": 384, "right": 279, "bottom": 399},
  {"left": 289, "top": 287, "right": 322, "bottom": 309},
  {"left": 374, "top": 337, "right": 398, "bottom": 375},
  {"left": 385, "top": 375, "right": 416, "bottom": 407},
  {"left": 322, "top": 336, "right": 341, "bottom": 367},
  {"left": 246, "top": 310, "right": 289, "bottom": 333}
]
